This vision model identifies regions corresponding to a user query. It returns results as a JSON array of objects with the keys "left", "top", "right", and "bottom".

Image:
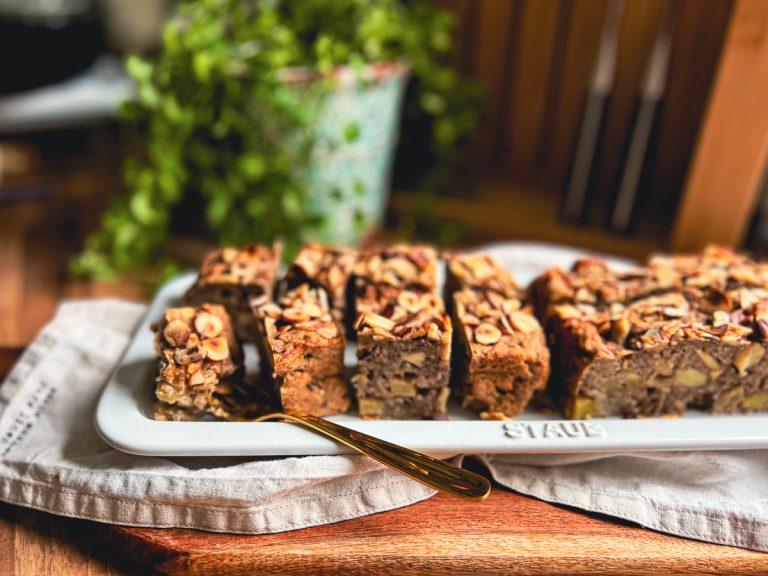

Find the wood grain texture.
[
  {"left": 0, "top": 502, "right": 144, "bottom": 576},
  {"left": 645, "top": 0, "right": 731, "bottom": 225},
  {"left": 104, "top": 490, "right": 768, "bottom": 576},
  {"left": 672, "top": 0, "right": 768, "bottom": 250},
  {"left": 0, "top": 216, "right": 28, "bottom": 348},
  {"left": 0, "top": 501, "right": 16, "bottom": 576}
]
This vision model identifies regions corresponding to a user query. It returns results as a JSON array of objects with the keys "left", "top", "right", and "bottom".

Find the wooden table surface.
[{"left": 2, "top": 487, "right": 767, "bottom": 575}]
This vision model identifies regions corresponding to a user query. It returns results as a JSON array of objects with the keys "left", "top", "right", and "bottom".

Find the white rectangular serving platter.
[{"left": 96, "top": 242, "right": 768, "bottom": 457}]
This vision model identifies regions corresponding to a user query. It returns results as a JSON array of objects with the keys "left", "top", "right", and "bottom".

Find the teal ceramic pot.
[{"left": 281, "top": 61, "right": 410, "bottom": 246}]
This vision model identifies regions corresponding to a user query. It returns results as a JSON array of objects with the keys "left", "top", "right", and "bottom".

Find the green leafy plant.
[{"left": 72, "top": 0, "right": 481, "bottom": 279}]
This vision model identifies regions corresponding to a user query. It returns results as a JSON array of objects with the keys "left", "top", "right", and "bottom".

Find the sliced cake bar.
[
  {"left": 533, "top": 245, "right": 768, "bottom": 418},
  {"left": 258, "top": 284, "right": 349, "bottom": 416},
  {"left": 445, "top": 254, "right": 549, "bottom": 419},
  {"left": 184, "top": 243, "right": 281, "bottom": 340},
  {"left": 152, "top": 304, "right": 243, "bottom": 420},
  {"left": 354, "top": 285, "right": 452, "bottom": 419}
]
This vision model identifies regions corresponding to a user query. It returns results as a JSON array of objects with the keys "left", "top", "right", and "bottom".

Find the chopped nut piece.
[
  {"left": 387, "top": 257, "right": 418, "bottom": 280},
  {"left": 480, "top": 411, "right": 508, "bottom": 421},
  {"left": 201, "top": 337, "right": 230, "bottom": 361},
  {"left": 282, "top": 308, "right": 309, "bottom": 323},
  {"left": 189, "top": 370, "right": 206, "bottom": 387},
  {"left": 317, "top": 325, "right": 338, "bottom": 340},
  {"left": 663, "top": 307, "right": 688, "bottom": 318},
  {"left": 507, "top": 311, "right": 539, "bottom": 334},
  {"left": 194, "top": 311, "right": 224, "bottom": 339},
  {"left": 164, "top": 319, "right": 191, "bottom": 347},
  {"left": 361, "top": 313, "right": 396, "bottom": 333},
  {"left": 475, "top": 323, "right": 502, "bottom": 345},
  {"left": 610, "top": 316, "right": 630, "bottom": 345},
  {"left": 302, "top": 302, "right": 324, "bottom": 318},
  {"left": 712, "top": 310, "right": 730, "bottom": 328},
  {"left": 397, "top": 291, "right": 422, "bottom": 313}
]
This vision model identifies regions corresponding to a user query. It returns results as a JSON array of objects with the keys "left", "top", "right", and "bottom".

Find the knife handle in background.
[
  {"left": 607, "top": 94, "right": 665, "bottom": 234},
  {"left": 608, "top": 0, "right": 679, "bottom": 234},
  {"left": 561, "top": 90, "right": 611, "bottom": 224},
  {"left": 561, "top": 0, "right": 625, "bottom": 224}
]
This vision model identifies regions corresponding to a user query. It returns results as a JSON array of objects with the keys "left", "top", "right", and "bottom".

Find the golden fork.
[{"left": 253, "top": 412, "right": 491, "bottom": 501}]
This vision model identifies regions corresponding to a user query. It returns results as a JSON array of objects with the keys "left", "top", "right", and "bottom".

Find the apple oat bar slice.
[
  {"left": 258, "top": 284, "right": 350, "bottom": 416},
  {"left": 549, "top": 293, "right": 768, "bottom": 419},
  {"left": 152, "top": 304, "right": 243, "bottom": 419},
  {"left": 445, "top": 253, "right": 549, "bottom": 418},
  {"left": 354, "top": 287, "right": 452, "bottom": 419}
]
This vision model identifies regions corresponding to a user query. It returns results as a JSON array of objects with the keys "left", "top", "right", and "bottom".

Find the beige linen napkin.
[
  {"left": 484, "top": 452, "right": 768, "bottom": 552},
  {"left": 0, "top": 298, "right": 766, "bottom": 551},
  {"left": 0, "top": 300, "right": 434, "bottom": 534}
]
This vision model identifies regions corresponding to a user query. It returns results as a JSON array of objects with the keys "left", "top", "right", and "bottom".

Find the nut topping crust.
[
  {"left": 446, "top": 253, "right": 550, "bottom": 418},
  {"left": 152, "top": 304, "right": 242, "bottom": 418}
]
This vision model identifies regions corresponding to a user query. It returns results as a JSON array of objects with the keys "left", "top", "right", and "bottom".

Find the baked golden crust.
[
  {"left": 354, "top": 244, "right": 437, "bottom": 292},
  {"left": 258, "top": 283, "right": 349, "bottom": 416},
  {"left": 353, "top": 246, "right": 451, "bottom": 419},
  {"left": 284, "top": 243, "right": 356, "bottom": 323},
  {"left": 445, "top": 252, "right": 521, "bottom": 299},
  {"left": 445, "top": 254, "right": 549, "bottom": 418},
  {"left": 184, "top": 243, "right": 281, "bottom": 339}
]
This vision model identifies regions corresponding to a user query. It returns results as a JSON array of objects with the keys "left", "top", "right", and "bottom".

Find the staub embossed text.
[{"left": 503, "top": 421, "right": 607, "bottom": 440}]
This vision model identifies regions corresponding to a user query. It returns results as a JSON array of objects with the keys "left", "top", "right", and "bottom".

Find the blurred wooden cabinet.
[
  {"left": 437, "top": 0, "right": 768, "bottom": 256},
  {"left": 672, "top": 0, "right": 768, "bottom": 251}
]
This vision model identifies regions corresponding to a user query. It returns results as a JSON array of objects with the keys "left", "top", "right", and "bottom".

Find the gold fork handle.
[{"left": 255, "top": 412, "right": 490, "bottom": 501}]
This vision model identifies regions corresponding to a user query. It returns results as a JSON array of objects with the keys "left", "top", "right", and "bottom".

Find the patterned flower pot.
[{"left": 281, "top": 61, "right": 410, "bottom": 246}]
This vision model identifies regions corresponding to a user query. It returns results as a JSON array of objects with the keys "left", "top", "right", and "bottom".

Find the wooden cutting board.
[{"left": 103, "top": 490, "right": 768, "bottom": 575}]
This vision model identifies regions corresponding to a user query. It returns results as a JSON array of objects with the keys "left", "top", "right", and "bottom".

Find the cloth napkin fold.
[{"left": 0, "top": 299, "right": 766, "bottom": 552}]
